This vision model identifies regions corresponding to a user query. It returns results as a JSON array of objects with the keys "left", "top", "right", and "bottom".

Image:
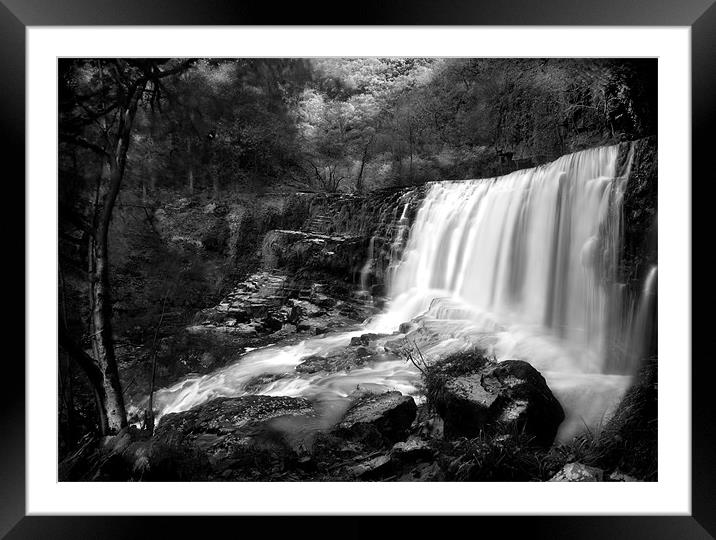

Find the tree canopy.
[{"left": 61, "top": 57, "right": 656, "bottom": 199}]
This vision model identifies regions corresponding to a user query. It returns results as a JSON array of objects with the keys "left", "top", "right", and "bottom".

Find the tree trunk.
[
  {"left": 356, "top": 143, "right": 370, "bottom": 192},
  {"left": 88, "top": 229, "right": 127, "bottom": 433},
  {"left": 84, "top": 81, "right": 145, "bottom": 435},
  {"left": 59, "top": 321, "right": 110, "bottom": 435}
]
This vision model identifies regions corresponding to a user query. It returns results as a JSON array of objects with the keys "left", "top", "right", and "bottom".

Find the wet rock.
[
  {"left": 155, "top": 395, "right": 314, "bottom": 439},
  {"left": 245, "top": 303, "right": 270, "bottom": 319},
  {"left": 262, "top": 230, "right": 367, "bottom": 284},
  {"left": 399, "top": 322, "right": 417, "bottom": 334},
  {"left": 427, "top": 349, "right": 564, "bottom": 446},
  {"left": 350, "top": 333, "right": 385, "bottom": 346},
  {"left": 199, "top": 352, "right": 216, "bottom": 369},
  {"left": 186, "top": 323, "right": 258, "bottom": 337},
  {"left": 290, "top": 299, "right": 326, "bottom": 319},
  {"left": 313, "top": 293, "right": 337, "bottom": 309},
  {"left": 390, "top": 436, "right": 433, "bottom": 462},
  {"left": 398, "top": 461, "right": 445, "bottom": 482},
  {"left": 334, "top": 391, "right": 417, "bottom": 448},
  {"left": 295, "top": 348, "right": 395, "bottom": 375},
  {"left": 609, "top": 470, "right": 639, "bottom": 482},
  {"left": 150, "top": 395, "right": 316, "bottom": 480},
  {"left": 296, "top": 455, "right": 318, "bottom": 473},
  {"left": 296, "top": 351, "right": 368, "bottom": 373},
  {"left": 261, "top": 315, "right": 284, "bottom": 332},
  {"left": 418, "top": 414, "right": 444, "bottom": 440},
  {"left": 295, "top": 355, "right": 333, "bottom": 374},
  {"left": 243, "top": 373, "right": 291, "bottom": 394},
  {"left": 226, "top": 308, "right": 251, "bottom": 323},
  {"left": 348, "top": 454, "right": 395, "bottom": 480},
  {"left": 549, "top": 462, "right": 604, "bottom": 482}
]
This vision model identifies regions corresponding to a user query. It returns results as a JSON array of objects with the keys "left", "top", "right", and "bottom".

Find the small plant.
[
  {"left": 444, "top": 424, "right": 546, "bottom": 482},
  {"left": 399, "top": 339, "right": 429, "bottom": 376}
]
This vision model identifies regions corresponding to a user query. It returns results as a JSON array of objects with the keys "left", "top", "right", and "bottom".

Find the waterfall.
[
  {"left": 358, "top": 189, "right": 419, "bottom": 300},
  {"left": 382, "top": 144, "right": 632, "bottom": 375},
  {"left": 150, "top": 143, "right": 655, "bottom": 441},
  {"left": 628, "top": 265, "right": 658, "bottom": 363}
]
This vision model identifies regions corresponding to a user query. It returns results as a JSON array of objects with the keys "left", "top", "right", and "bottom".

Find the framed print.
[{"left": 5, "top": 0, "right": 712, "bottom": 537}]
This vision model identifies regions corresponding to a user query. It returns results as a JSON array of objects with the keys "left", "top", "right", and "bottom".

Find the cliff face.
[
  {"left": 256, "top": 187, "right": 426, "bottom": 299},
  {"left": 618, "top": 137, "right": 658, "bottom": 290},
  {"left": 301, "top": 187, "right": 426, "bottom": 238}
]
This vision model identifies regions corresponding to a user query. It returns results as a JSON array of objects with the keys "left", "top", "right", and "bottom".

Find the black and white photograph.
[{"left": 56, "top": 56, "right": 659, "bottom": 484}]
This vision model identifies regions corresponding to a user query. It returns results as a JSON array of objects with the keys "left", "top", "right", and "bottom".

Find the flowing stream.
[{"left": 152, "top": 144, "right": 655, "bottom": 441}]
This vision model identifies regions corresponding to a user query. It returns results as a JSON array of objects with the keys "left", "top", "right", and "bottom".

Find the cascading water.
[
  {"left": 358, "top": 189, "right": 417, "bottom": 300},
  {"left": 628, "top": 265, "right": 658, "bottom": 363},
  {"left": 151, "top": 144, "right": 654, "bottom": 441},
  {"left": 387, "top": 144, "right": 630, "bottom": 373}
]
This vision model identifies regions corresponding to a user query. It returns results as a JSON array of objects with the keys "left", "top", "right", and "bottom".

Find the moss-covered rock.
[
  {"left": 426, "top": 349, "right": 565, "bottom": 446},
  {"left": 149, "top": 395, "right": 317, "bottom": 480},
  {"left": 333, "top": 391, "right": 417, "bottom": 448}
]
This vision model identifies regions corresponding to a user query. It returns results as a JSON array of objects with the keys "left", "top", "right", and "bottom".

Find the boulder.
[
  {"left": 399, "top": 321, "right": 417, "bottom": 334},
  {"left": 295, "top": 348, "right": 392, "bottom": 375},
  {"left": 549, "top": 462, "right": 604, "bottom": 482},
  {"left": 295, "top": 355, "right": 334, "bottom": 374},
  {"left": 609, "top": 470, "right": 639, "bottom": 482},
  {"left": 347, "top": 454, "right": 395, "bottom": 480},
  {"left": 243, "top": 373, "right": 291, "bottom": 394},
  {"left": 398, "top": 461, "right": 445, "bottom": 482},
  {"left": 150, "top": 395, "right": 317, "bottom": 480},
  {"left": 413, "top": 405, "right": 445, "bottom": 440},
  {"left": 261, "top": 315, "right": 284, "bottom": 332},
  {"left": 287, "top": 299, "right": 326, "bottom": 322},
  {"left": 349, "top": 333, "right": 385, "bottom": 346},
  {"left": 390, "top": 436, "right": 434, "bottom": 462},
  {"left": 427, "top": 350, "right": 564, "bottom": 446},
  {"left": 333, "top": 391, "right": 417, "bottom": 448},
  {"left": 313, "top": 293, "right": 337, "bottom": 309}
]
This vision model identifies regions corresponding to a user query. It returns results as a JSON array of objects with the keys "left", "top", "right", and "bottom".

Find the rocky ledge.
[{"left": 190, "top": 270, "right": 376, "bottom": 339}]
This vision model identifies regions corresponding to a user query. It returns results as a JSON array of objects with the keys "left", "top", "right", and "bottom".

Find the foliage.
[
  {"left": 442, "top": 429, "right": 546, "bottom": 481},
  {"left": 61, "top": 57, "right": 656, "bottom": 202}
]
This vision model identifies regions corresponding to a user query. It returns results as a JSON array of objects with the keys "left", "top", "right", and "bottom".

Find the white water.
[
  {"left": 359, "top": 191, "right": 416, "bottom": 300},
  {"left": 152, "top": 144, "right": 652, "bottom": 441},
  {"left": 389, "top": 145, "right": 629, "bottom": 371}
]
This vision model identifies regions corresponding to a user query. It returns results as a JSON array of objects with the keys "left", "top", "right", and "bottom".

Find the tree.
[
  {"left": 59, "top": 59, "right": 194, "bottom": 435},
  {"left": 296, "top": 59, "right": 437, "bottom": 191}
]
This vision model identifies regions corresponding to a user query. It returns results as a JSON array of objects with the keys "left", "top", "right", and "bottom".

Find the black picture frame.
[{"left": 4, "top": 1, "right": 711, "bottom": 537}]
